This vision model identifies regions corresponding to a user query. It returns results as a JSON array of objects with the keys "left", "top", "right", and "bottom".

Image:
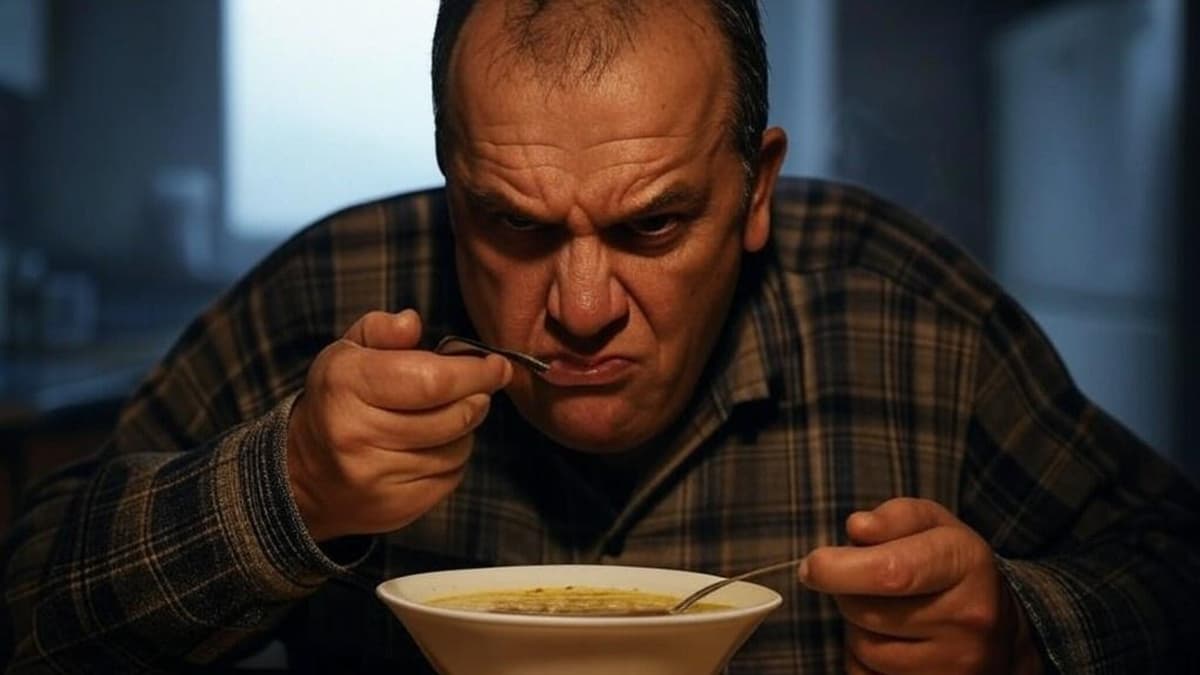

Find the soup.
[{"left": 426, "top": 585, "right": 731, "bottom": 616}]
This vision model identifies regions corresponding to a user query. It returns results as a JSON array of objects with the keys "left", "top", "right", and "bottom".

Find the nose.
[{"left": 546, "top": 235, "right": 629, "bottom": 339}]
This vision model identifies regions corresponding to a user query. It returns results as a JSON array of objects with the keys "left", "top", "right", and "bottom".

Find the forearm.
[
  {"left": 2, "top": 395, "right": 358, "bottom": 672},
  {"left": 964, "top": 294, "right": 1200, "bottom": 673},
  {"left": 972, "top": 440, "right": 1200, "bottom": 672},
  {"left": 996, "top": 529, "right": 1200, "bottom": 674}
]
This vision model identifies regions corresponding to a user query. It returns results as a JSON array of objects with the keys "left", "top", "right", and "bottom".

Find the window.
[{"left": 223, "top": 0, "right": 442, "bottom": 236}]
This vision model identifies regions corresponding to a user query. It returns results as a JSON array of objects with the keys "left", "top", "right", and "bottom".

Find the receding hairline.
[{"left": 439, "top": 0, "right": 744, "bottom": 163}]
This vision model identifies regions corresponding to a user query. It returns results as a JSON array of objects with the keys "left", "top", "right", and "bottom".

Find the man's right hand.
[{"left": 286, "top": 309, "right": 512, "bottom": 542}]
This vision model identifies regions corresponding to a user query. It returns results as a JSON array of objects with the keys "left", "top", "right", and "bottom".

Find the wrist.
[{"left": 285, "top": 394, "right": 337, "bottom": 542}]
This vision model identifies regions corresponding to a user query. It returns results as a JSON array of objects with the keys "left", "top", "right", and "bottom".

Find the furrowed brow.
[
  {"left": 629, "top": 184, "right": 705, "bottom": 219},
  {"left": 463, "top": 187, "right": 521, "bottom": 214}
]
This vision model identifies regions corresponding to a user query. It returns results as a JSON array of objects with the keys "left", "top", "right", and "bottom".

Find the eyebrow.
[
  {"left": 462, "top": 182, "right": 706, "bottom": 224},
  {"left": 630, "top": 184, "right": 706, "bottom": 220}
]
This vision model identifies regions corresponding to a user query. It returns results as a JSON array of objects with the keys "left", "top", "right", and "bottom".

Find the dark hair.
[{"left": 431, "top": 0, "right": 768, "bottom": 168}]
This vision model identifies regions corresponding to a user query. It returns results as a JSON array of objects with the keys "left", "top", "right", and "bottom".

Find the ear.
[{"left": 742, "top": 126, "right": 788, "bottom": 253}]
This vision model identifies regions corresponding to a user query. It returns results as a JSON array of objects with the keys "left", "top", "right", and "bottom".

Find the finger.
[
  {"left": 367, "top": 393, "right": 493, "bottom": 450},
  {"left": 800, "top": 525, "right": 971, "bottom": 596},
  {"left": 343, "top": 309, "right": 423, "bottom": 350},
  {"left": 847, "top": 497, "right": 957, "bottom": 546},
  {"left": 353, "top": 350, "right": 513, "bottom": 410},
  {"left": 382, "top": 436, "right": 475, "bottom": 483},
  {"left": 367, "top": 466, "right": 470, "bottom": 533},
  {"left": 834, "top": 592, "right": 940, "bottom": 639},
  {"left": 845, "top": 623, "right": 932, "bottom": 675}
]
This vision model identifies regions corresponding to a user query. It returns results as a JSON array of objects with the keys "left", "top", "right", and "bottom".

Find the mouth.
[{"left": 538, "top": 354, "right": 634, "bottom": 387}]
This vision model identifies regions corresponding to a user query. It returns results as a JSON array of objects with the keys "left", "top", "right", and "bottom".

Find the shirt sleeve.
[
  {"left": 1, "top": 234, "right": 366, "bottom": 671},
  {"left": 960, "top": 293, "right": 1200, "bottom": 673},
  {"left": 1, "top": 394, "right": 368, "bottom": 673}
]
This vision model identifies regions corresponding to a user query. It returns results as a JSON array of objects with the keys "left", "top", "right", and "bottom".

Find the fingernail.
[
  {"left": 851, "top": 511, "right": 874, "bottom": 528},
  {"left": 797, "top": 557, "right": 810, "bottom": 583}
]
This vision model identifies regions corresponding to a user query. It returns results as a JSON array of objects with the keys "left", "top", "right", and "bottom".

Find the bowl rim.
[{"left": 375, "top": 563, "right": 784, "bottom": 627}]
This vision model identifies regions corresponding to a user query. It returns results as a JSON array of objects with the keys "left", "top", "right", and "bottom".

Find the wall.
[
  {"left": 762, "top": 0, "right": 836, "bottom": 178},
  {"left": 1174, "top": 1, "right": 1198, "bottom": 478},
  {"left": 0, "top": 0, "right": 43, "bottom": 239},
  {"left": 768, "top": 0, "right": 1189, "bottom": 465},
  {"left": 831, "top": 0, "right": 995, "bottom": 262},
  {"left": 991, "top": 0, "right": 1179, "bottom": 454},
  {"left": 23, "top": 0, "right": 222, "bottom": 273},
  {"left": 0, "top": 91, "right": 24, "bottom": 239}
]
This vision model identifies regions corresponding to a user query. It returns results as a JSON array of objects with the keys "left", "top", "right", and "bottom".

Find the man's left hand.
[{"left": 799, "top": 497, "right": 1044, "bottom": 674}]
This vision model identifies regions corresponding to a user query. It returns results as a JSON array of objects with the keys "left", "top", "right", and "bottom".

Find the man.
[{"left": 3, "top": 0, "right": 1197, "bottom": 672}]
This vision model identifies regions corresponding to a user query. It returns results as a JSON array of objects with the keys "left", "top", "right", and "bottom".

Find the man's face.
[{"left": 443, "top": 1, "right": 785, "bottom": 453}]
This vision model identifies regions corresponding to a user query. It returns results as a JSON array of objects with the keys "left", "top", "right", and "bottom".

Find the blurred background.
[{"left": 0, "top": 0, "right": 1196, "bottom": 532}]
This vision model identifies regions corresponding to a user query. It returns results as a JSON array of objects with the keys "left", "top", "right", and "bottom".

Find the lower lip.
[{"left": 540, "top": 358, "right": 633, "bottom": 387}]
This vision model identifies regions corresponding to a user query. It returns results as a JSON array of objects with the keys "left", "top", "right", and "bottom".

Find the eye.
[
  {"left": 625, "top": 215, "right": 678, "bottom": 238},
  {"left": 500, "top": 215, "right": 545, "bottom": 232}
]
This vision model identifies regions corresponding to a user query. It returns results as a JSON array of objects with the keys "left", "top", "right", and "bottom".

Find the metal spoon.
[
  {"left": 667, "top": 557, "right": 805, "bottom": 614},
  {"left": 435, "top": 335, "right": 551, "bottom": 377}
]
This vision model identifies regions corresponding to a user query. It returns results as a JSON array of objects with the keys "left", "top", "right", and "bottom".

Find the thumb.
[
  {"left": 342, "top": 309, "right": 423, "bottom": 350},
  {"left": 846, "top": 497, "right": 957, "bottom": 545}
]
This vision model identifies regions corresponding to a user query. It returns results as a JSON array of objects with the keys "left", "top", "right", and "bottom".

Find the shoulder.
[
  {"left": 769, "top": 177, "right": 1002, "bottom": 327},
  {"left": 225, "top": 186, "right": 451, "bottom": 296},
  {"left": 268, "top": 187, "right": 448, "bottom": 266}
]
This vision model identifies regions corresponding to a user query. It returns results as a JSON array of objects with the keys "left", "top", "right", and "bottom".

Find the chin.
[
  {"left": 527, "top": 397, "right": 660, "bottom": 454},
  {"left": 546, "top": 430, "right": 643, "bottom": 454}
]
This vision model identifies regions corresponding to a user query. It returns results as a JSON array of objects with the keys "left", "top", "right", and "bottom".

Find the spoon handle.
[
  {"left": 671, "top": 557, "right": 804, "bottom": 614},
  {"left": 435, "top": 335, "right": 551, "bottom": 375}
]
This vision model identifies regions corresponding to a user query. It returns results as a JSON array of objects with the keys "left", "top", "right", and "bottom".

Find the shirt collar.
[
  {"left": 572, "top": 252, "right": 794, "bottom": 553},
  {"left": 705, "top": 248, "right": 790, "bottom": 419}
]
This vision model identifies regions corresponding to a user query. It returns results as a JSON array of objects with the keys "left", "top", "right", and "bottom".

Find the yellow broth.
[{"left": 426, "top": 586, "right": 731, "bottom": 616}]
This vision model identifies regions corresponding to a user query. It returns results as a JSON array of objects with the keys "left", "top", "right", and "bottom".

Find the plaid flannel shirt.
[{"left": 3, "top": 178, "right": 1198, "bottom": 673}]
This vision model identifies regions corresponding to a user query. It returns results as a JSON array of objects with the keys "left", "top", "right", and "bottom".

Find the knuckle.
[
  {"left": 856, "top": 606, "right": 887, "bottom": 633},
  {"left": 465, "top": 394, "right": 491, "bottom": 428},
  {"left": 323, "top": 422, "right": 354, "bottom": 452},
  {"left": 894, "top": 497, "right": 927, "bottom": 525},
  {"left": 418, "top": 366, "right": 454, "bottom": 403},
  {"left": 332, "top": 455, "right": 368, "bottom": 489},
  {"left": 956, "top": 597, "right": 999, "bottom": 633},
  {"left": 360, "top": 310, "right": 391, "bottom": 334},
  {"left": 459, "top": 404, "right": 476, "bottom": 431},
  {"left": 456, "top": 396, "right": 488, "bottom": 431},
  {"left": 321, "top": 351, "right": 358, "bottom": 392},
  {"left": 316, "top": 406, "right": 363, "bottom": 451},
  {"left": 874, "top": 553, "right": 913, "bottom": 593}
]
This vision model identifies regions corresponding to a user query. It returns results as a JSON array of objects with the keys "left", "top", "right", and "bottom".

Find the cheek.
[
  {"left": 455, "top": 241, "right": 552, "bottom": 342},
  {"left": 623, "top": 238, "right": 741, "bottom": 337}
]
